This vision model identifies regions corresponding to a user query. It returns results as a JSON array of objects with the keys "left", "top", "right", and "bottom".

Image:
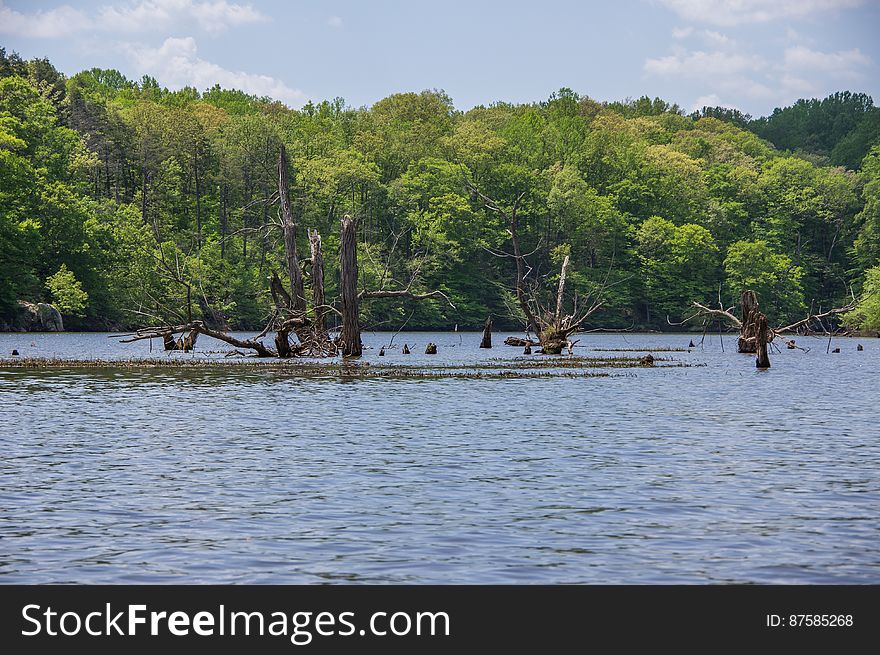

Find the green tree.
[
  {"left": 724, "top": 240, "right": 805, "bottom": 323},
  {"left": 637, "top": 216, "right": 719, "bottom": 322},
  {"left": 46, "top": 264, "right": 88, "bottom": 315},
  {"left": 843, "top": 265, "right": 880, "bottom": 330}
]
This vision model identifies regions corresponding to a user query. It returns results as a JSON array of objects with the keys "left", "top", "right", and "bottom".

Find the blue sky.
[{"left": 1, "top": 0, "right": 878, "bottom": 115}]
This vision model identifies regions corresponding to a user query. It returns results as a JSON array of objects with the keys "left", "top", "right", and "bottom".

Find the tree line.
[{"left": 1, "top": 47, "right": 879, "bottom": 333}]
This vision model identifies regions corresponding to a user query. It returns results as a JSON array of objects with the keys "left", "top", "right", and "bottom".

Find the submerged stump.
[
  {"left": 755, "top": 312, "right": 771, "bottom": 368},
  {"left": 480, "top": 317, "right": 492, "bottom": 349}
]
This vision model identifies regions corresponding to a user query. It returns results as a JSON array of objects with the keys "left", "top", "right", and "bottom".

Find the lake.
[{"left": 1, "top": 331, "right": 878, "bottom": 583}]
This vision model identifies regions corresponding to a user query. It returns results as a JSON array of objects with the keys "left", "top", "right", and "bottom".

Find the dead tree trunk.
[
  {"left": 160, "top": 326, "right": 199, "bottom": 352},
  {"left": 275, "top": 325, "right": 293, "bottom": 357},
  {"left": 755, "top": 312, "right": 771, "bottom": 368},
  {"left": 480, "top": 316, "right": 492, "bottom": 348},
  {"left": 738, "top": 290, "right": 759, "bottom": 354},
  {"left": 540, "top": 254, "right": 571, "bottom": 354},
  {"left": 278, "top": 145, "right": 310, "bottom": 344},
  {"left": 339, "top": 214, "right": 361, "bottom": 357},
  {"left": 309, "top": 229, "right": 328, "bottom": 345},
  {"left": 464, "top": 179, "right": 603, "bottom": 353}
]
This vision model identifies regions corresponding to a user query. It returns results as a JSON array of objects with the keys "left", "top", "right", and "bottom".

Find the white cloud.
[
  {"left": 702, "top": 30, "right": 734, "bottom": 47},
  {"left": 655, "top": 0, "right": 864, "bottom": 26},
  {"left": 123, "top": 36, "right": 308, "bottom": 106},
  {"left": 691, "top": 93, "right": 724, "bottom": 111},
  {"left": 0, "top": 0, "right": 266, "bottom": 38},
  {"left": 672, "top": 27, "right": 736, "bottom": 48},
  {"left": 0, "top": 2, "right": 91, "bottom": 38},
  {"left": 645, "top": 50, "right": 765, "bottom": 76},
  {"left": 327, "top": 15, "right": 343, "bottom": 28},
  {"left": 783, "top": 45, "right": 871, "bottom": 76}
]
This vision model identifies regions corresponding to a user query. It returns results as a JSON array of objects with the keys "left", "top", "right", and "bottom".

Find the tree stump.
[
  {"left": 425, "top": 343, "right": 437, "bottom": 354},
  {"left": 162, "top": 332, "right": 176, "bottom": 351},
  {"left": 523, "top": 343, "right": 532, "bottom": 355},
  {"left": 755, "top": 312, "right": 771, "bottom": 368},
  {"left": 738, "top": 290, "right": 759, "bottom": 354},
  {"left": 857, "top": 344, "right": 864, "bottom": 351},
  {"left": 339, "top": 214, "right": 361, "bottom": 357},
  {"left": 378, "top": 346, "right": 385, "bottom": 356},
  {"left": 479, "top": 316, "right": 492, "bottom": 348},
  {"left": 402, "top": 344, "right": 411, "bottom": 354}
]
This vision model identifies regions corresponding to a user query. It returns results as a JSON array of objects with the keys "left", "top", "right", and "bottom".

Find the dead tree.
[
  {"left": 277, "top": 145, "right": 310, "bottom": 345},
  {"left": 120, "top": 151, "right": 451, "bottom": 360},
  {"left": 122, "top": 320, "right": 281, "bottom": 358},
  {"left": 339, "top": 214, "right": 361, "bottom": 357},
  {"left": 464, "top": 179, "right": 604, "bottom": 354},
  {"left": 677, "top": 289, "right": 856, "bottom": 355},
  {"left": 309, "top": 229, "right": 329, "bottom": 346},
  {"left": 480, "top": 316, "right": 492, "bottom": 348},
  {"left": 738, "top": 290, "right": 759, "bottom": 353},
  {"left": 755, "top": 312, "right": 771, "bottom": 368}
]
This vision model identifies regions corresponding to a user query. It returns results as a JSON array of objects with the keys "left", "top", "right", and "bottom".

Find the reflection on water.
[{"left": 0, "top": 332, "right": 878, "bottom": 583}]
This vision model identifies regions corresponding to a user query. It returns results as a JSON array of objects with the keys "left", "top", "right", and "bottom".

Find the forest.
[{"left": 2, "top": 47, "right": 879, "bottom": 335}]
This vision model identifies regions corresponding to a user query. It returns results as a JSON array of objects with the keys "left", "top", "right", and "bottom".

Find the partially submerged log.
[
  {"left": 504, "top": 336, "right": 539, "bottom": 347},
  {"left": 123, "top": 320, "right": 280, "bottom": 357},
  {"left": 480, "top": 316, "right": 492, "bottom": 348}
]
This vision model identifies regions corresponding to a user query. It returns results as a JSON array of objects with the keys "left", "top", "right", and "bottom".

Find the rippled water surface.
[{"left": 1, "top": 331, "right": 878, "bottom": 583}]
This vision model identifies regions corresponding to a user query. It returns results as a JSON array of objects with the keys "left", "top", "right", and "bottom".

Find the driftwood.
[
  {"left": 122, "top": 320, "right": 280, "bottom": 357},
  {"left": 504, "top": 336, "right": 539, "bottom": 347}
]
